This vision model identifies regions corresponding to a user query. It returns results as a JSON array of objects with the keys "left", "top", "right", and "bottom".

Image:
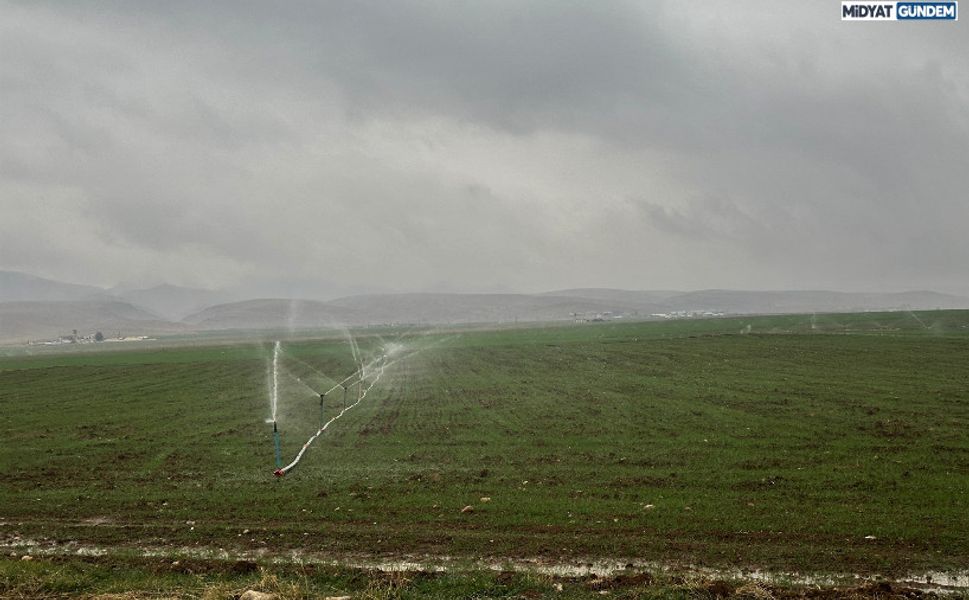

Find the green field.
[{"left": 2, "top": 311, "right": 968, "bottom": 597}]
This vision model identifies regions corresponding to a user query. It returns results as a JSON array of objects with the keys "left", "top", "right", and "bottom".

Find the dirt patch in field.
[
  {"left": 5, "top": 553, "right": 957, "bottom": 600},
  {"left": 4, "top": 534, "right": 968, "bottom": 597}
]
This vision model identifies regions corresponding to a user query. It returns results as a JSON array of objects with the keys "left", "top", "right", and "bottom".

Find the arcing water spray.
[
  {"left": 270, "top": 334, "right": 442, "bottom": 478},
  {"left": 273, "top": 357, "right": 386, "bottom": 477},
  {"left": 270, "top": 341, "right": 282, "bottom": 473}
]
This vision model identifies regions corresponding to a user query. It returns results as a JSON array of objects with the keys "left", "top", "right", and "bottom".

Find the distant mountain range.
[
  {"left": 0, "top": 271, "right": 103, "bottom": 303},
  {"left": 539, "top": 288, "right": 684, "bottom": 304},
  {"left": 0, "top": 271, "right": 228, "bottom": 316},
  {"left": 640, "top": 289, "right": 969, "bottom": 315},
  {"left": 0, "top": 300, "right": 188, "bottom": 343},
  {"left": 183, "top": 298, "right": 362, "bottom": 331},
  {"left": 0, "top": 271, "right": 231, "bottom": 343},
  {"left": 1, "top": 270, "right": 967, "bottom": 344},
  {"left": 114, "top": 284, "right": 232, "bottom": 321},
  {"left": 324, "top": 292, "right": 648, "bottom": 325}
]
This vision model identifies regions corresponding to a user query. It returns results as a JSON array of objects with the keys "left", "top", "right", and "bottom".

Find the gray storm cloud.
[{"left": 1, "top": 0, "right": 967, "bottom": 296}]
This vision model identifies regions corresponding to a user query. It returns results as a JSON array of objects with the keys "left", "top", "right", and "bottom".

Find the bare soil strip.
[{"left": 3, "top": 535, "right": 967, "bottom": 594}]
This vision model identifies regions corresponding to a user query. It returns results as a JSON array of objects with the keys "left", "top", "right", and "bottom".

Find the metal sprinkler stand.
[
  {"left": 319, "top": 392, "right": 326, "bottom": 428},
  {"left": 272, "top": 421, "right": 282, "bottom": 470},
  {"left": 342, "top": 384, "right": 347, "bottom": 409}
]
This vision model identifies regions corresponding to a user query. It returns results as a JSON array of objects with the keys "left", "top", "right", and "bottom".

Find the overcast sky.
[{"left": 2, "top": 1, "right": 967, "bottom": 298}]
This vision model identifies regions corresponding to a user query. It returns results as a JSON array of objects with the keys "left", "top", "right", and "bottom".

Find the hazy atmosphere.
[
  {"left": 3, "top": 1, "right": 968, "bottom": 298},
  {"left": 3, "top": 4, "right": 969, "bottom": 598}
]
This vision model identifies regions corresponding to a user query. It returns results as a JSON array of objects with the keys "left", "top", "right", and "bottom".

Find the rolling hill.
[
  {"left": 323, "top": 292, "right": 652, "bottom": 324},
  {"left": 0, "top": 300, "right": 189, "bottom": 344},
  {"left": 182, "top": 298, "right": 363, "bottom": 331},
  {"left": 5, "top": 270, "right": 969, "bottom": 343},
  {"left": 541, "top": 287, "right": 969, "bottom": 314},
  {"left": 117, "top": 284, "right": 233, "bottom": 321},
  {"left": 660, "top": 289, "right": 969, "bottom": 314}
]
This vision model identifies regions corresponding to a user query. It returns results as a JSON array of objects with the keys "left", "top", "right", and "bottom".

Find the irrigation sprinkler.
[
  {"left": 272, "top": 340, "right": 419, "bottom": 478},
  {"left": 273, "top": 421, "right": 282, "bottom": 470}
]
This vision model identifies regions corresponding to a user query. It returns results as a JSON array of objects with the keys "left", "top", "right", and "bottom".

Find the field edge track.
[{"left": 1, "top": 536, "right": 967, "bottom": 594}]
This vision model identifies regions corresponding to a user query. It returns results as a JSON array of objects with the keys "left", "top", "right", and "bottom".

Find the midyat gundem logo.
[{"left": 842, "top": 1, "right": 958, "bottom": 20}]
